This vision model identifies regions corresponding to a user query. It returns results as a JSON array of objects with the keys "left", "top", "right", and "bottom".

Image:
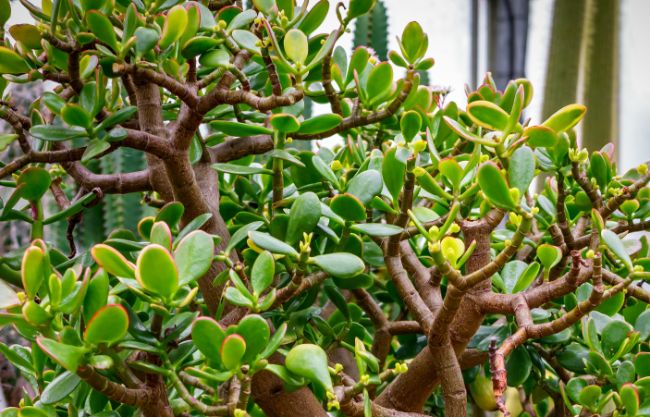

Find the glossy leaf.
[
  {"left": 284, "top": 29, "right": 308, "bottom": 64},
  {"left": 192, "top": 317, "right": 225, "bottom": 366},
  {"left": 21, "top": 245, "right": 46, "bottom": 299},
  {"left": 508, "top": 146, "right": 535, "bottom": 194},
  {"left": 91, "top": 244, "right": 135, "bottom": 278},
  {"left": 251, "top": 251, "right": 274, "bottom": 296},
  {"left": 601, "top": 229, "right": 633, "bottom": 270},
  {"left": 298, "top": 114, "right": 342, "bottom": 135},
  {"left": 174, "top": 230, "right": 215, "bottom": 286},
  {"left": 84, "top": 304, "right": 129, "bottom": 345},
  {"left": 40, "top": 371, "right": 81, "bottom": 405},
  {"left": 347, "top": 170, "right": 383, "bottom": 204},
  {"left": 536, "top": 244, "right": 562, "bottom": 270},
  {"left": 542, "top": 104, "right": 587, "bottom": 133},
  {"left": 311, "top": 253, "right": 365, "bottom": 279},
  {"left": 330, "top": 193, "right": 366, "bottom": 222},
  {"left": 221, "top": 334, "right": 246, "bottom": 370},
  {"left": 285, "top": 344, "right": 332, "bottom": 391},
  {"left": 249, "top": 231, "right": 299, "bottom": 257},
  {"left": 0, "top": 46, "right": 30, "bottom": 74},
  {"left": 86, "top": 11, "right": 118, "bottom": 51},
  {"left": 467, "top": 100, "right": 509, "bottom": 131},
  {"left": 136, "top": 244, "right": 179, "bottom": 298},
  {"left": 37, "top": 337, "right": 87, "bottom": 372},
  {"left": 159, "top": 5, "right": 188, "bottom": 49},
  {"left": 477, "top": 162, "right": 516, "bottom": 210},
  {"left": 286, "top": 192, "right": 321, "bottom": 244}
]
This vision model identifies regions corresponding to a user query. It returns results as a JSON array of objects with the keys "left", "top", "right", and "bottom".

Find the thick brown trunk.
[{"left": 376, "top": 222, "right": 492, "bottom": 412}]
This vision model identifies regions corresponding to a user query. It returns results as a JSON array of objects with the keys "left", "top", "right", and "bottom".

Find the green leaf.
[
  {"left": 156, "top": 202, "right": 185, "bottom": 229},
  {"left": 91, "top": 244, "right": 135, "bottom": 278},
  {"left": 95, "top": 106, "right": 137, "bottom": 131},
  {"left": 21, "top": 245, "right": 46, "bottom": 299},
  {"left": 601, "top": 230, "right": 633, "bottom": 270},
  {"left": 29, "top": 125, "right": 87, "bottom": 141},
  {"left": 61, "top": 103, "right": 91, "bottom": 128},
  {"left": 0, "top": 133, "right": 18, "bottom": 152},
  {"left": 366, "top": 62, "right": 393, "bottom": 106},
  {"left": 399, "top": 21, "right": 427, "bottom": 63},
  {"left": 232, "top": 29, "right": 261, "bottom": 54},
  {"left": 285, "top": 344, "right": 333, "bottom": 391},
  {"left": 299, "top": 0, "right": 329, "bottom": 34},
  {"left": 347, "top": 0, "right": 376, "bottom": 19},
  {"left": 81, "top": 139, "right": 110, "bottom": 162},
  {"left": 249, "top": 231, "right": 298, "bottom": 258},
  {"left": 0, "top": 0, "right": 10, "bottom": 25},
  {"left": 466, "top": 100, "right": 509, "bottom": 131},
  {"left": 40, "top": 371, "right": 81, "bottom": 405},
  {"left": 620, "top": 384, "right": 639, "bottom": 416},
  {"left": 212, "top": 163, "right": 272, "bottom": 175},
  {"left": 251, "top": 251, "right": 274, "bottom": 296},
  {"left": 501, "top": 260, "right": 527, "bottom": 294},
  {"left": 330, "top": 193, "right": 366, "bottom": 222},
  {"left": 80, "top": 0, "right": 106, "bottom": 12},
  {"left": 224, "top": 287, "right": 254, "bottom": 308},
  {"left": 512, "top": 262, "right": 540, "bottom": 293},
  {"left": 237, "top": 314, "right": 270, "bottom": 363},
  {"left": 439, "top": 158, "right": 463, "bottom": 191},
  {"left": 508, "top": 146, "right": 535, "bottom": 194},
  {"left": 286, "top": 192, "right": 321, "bottom": 245},
  {"left": 269, "top": 113, "right": 301, "bottom": 133},
  {"left": 174, "top": 230, "right": 215, "bottom": 286},
  {"left": 400, "top": 110, "right": 422, "bottom": 142},
  {"left": 284, "top": 29, "right": 308, "bottom": 64},
  {"left": 347, "top": 170, "right": 382, "bottom": 204},
  {"left": 227, "top": 9, "right": 257, "bottom": 32},
  {"left": 23, "top": 300, "right": 51, "bottom": 325},
  {"left": 635, "top": 353, "right": 650, "bottom": 377},
  {"left": 226, "top": 221, "right": 264, "bottom": 253},
  {"left": 134, "top": 27, "right": 159, "bottom": 57},
  {"left": 136, "top": 244, "right": 179, "bottom": 298},
  {"left": 210, "top": 120, "right": 273, "bottom": 136},
  {"left": 86, "top": 11, "right": 118, "bottom": 51},
  {"left": 83, "top": 269, "right": 109, "bottom": 322},
  {"left": 477, "top": 162, "right": 516, "bottom": 210},
  {"left": 0, "top": 46, "right": 29, "bottom": 74},
  {"left": 601, "top": 320, "right": 633, "bottom": 359},
  {"left": 506, "top": 346, "right": 532, "bottom": 386},
  {"left": 221, "top": 334, "right": 246, "bottom": 370},
  {"left": 596, "top": 290, "right": 625, "bottom": 316},
  {"left": 578, "top": 385, "right": 601, "bottom": 410},
  {"left": 542, "top": 104, "right": 587, "bottom": 133},
  {"left": 159, "top": 5, "right": 188, "bottom": 49},
  {"left": 182, "top": 36, "right": 220, "bottom": 59},
  {"left": 383, "top": 147, "right": 406, "bottom": 203},
  {"left": 16, "top": 167, "right": 51, "bottom": 202},
  {"left": 36, "top": 337, "right": 87, "bottom": 372},
  {"left": 311, "top": 155, "right": 341, "bottom": 188},
  {"left": 192, "top": 316, "right": 225, "bottom": 366},
  {"left": 351, "top": 223, "right": 402, "bottom": 237},
  {"left": 259, "top": 322, "right": 287, "bottom": 359},
  {"left": 84, "top": 304, "right": 129, "bottom": 345},
  {"left": 536, "top": 244, "right": 562, "bottom": 270},
  {"left": 524, "top": 125, "right": 557, "bottom": 148},
  {"left": 9, "top": 24, "right": 42, "bottom": 50},
  {"left": 298, "top": 114, "right": 343, "bottom": 135},
  {"left": 311, "top": 253, "right": 364, "bottom": 278}
]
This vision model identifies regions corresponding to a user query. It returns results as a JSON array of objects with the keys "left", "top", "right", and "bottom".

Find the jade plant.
[{"left": 0, "top": 1, "right": 649, "bottom": 417}]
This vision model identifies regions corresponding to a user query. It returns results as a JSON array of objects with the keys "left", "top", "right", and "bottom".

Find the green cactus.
[
  {"left": 353, "top": 0, "right": 389, "bottom": 61},
  {"left": 543, "top": 0, "right": 619, "bottom": 152}
]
